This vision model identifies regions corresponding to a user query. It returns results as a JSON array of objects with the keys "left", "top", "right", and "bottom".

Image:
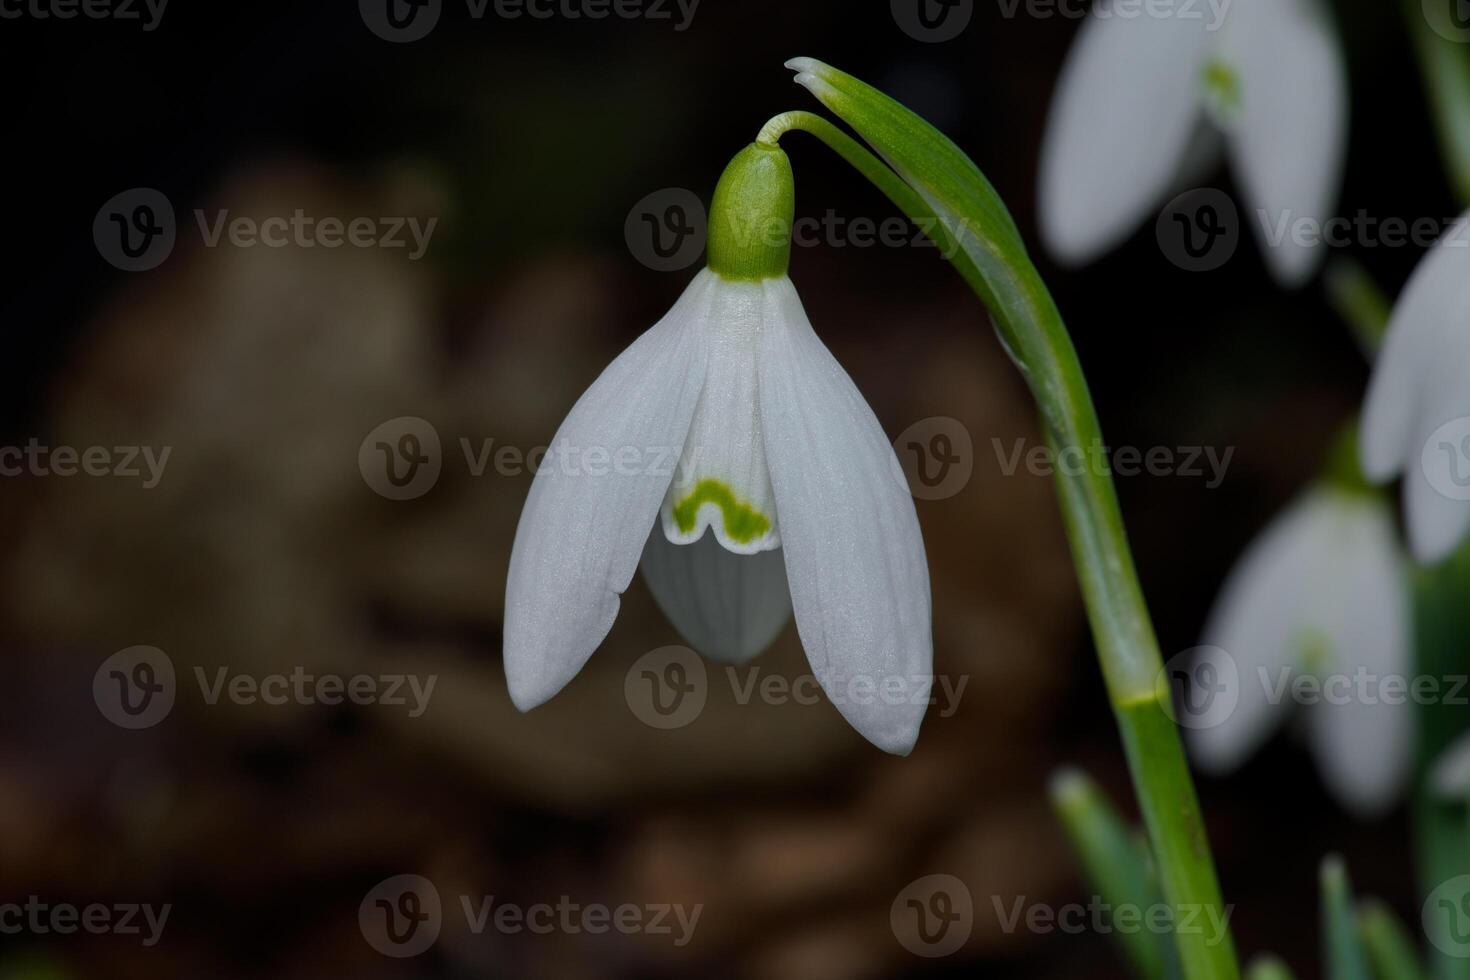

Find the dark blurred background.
[{"left": 0, "top": 0, "right": 1450, "bottom": 976}]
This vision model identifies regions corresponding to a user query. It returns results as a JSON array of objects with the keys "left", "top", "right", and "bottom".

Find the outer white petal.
[
  {"left": 756, "top": 277, "right": 932, "bottom": 755},
  {"left": 1403, "top": 350, "right": 1470, "bottom": 562},
  {"left": 1302, "top": 493, "right": 1412, "bottom": 817},
  {"left": 1038, "top": 2, "right": 1214, "bottom": 264},
  {"left": 1429, "top": 732, "right": 1470, "bottom": 800},
  {"left": 1188, "top": 490, "right": 1336, "bottom": 773},
  {"left": 1224, "top": 0, "right": 1348, "bottom": 286},
  {"left": 1361, "top": 211, "right": 1470, "bottom": 481},
  {"left": 661, "top": 278, "right": 781, "bottom": 555},
  {"left": 639, "top": 527, "right": 792, "bottom": 665},
  {"left": 503, "top": 271, "right": 712, "bottom": 711}
]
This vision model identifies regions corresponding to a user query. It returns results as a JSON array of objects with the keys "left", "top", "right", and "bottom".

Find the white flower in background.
[
  {"left": 1429, "top": 731, "right": 1470, "bottom": 800},
  {"left": 1188, "top": 486, "right": 1412, "bottom": 817},
  {"left": 1038, "top": 0, "right": 1348, "bottom": 286},
  {"left": 1361, "top": 211, "right": 1470, "bottom": 563},
  {"left": 503, "top": 144, "right": 933, "bottom": 754}
]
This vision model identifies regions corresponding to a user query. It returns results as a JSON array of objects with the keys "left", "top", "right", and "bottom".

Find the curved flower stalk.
[
  {"left": 778, "top": 58, "right": 1238, "bottom": 979},
  {"left": 1360, "top": 211, "right": 1470, "bottom": 564},
  {"left": 1188, "top": 478, "right": 1413, "bottom": 818},
  {"left": 1038, "top": 0, "right": 1347, "bottom": 286},
  {"left": 503, "top": 143, "right": 933, "bottom": 755}
]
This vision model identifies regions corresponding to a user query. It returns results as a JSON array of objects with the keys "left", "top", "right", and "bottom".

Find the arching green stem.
[{"left": 761, "top": 59, "right": 1240, "bottom": 980}]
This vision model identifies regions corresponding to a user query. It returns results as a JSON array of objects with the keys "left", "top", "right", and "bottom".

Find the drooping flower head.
[
  {"left": 504, "top": 141, "right": 934, "bottom": 753},
  {"left": 1038, "top": 0, "right": 1348, "bottom": 286}
]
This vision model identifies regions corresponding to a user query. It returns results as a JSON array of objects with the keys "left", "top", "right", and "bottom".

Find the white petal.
[
  {"left": 1224, "top": 0, "right": 1348, "bottom": 286},
  {"left": 756, "top": 277, "right": 932, "bottom": 755},
  {"left": 1429, "top": 732, "right": 1470, "bottom": 800},
  {"left": 1361, "top": 212, "right": 1470, "bottom": 481},
  {"left": 1188, "top": 489, "right": 1336, "bottom": 773},
  {"left": 1038, "top": 3, "right": 1214, "bottom": 264},
  {"left": 1302, "top": 492, "right": 1412, "bottom": 817},
  {"left": 639, "top": 527, "right": 792, "bottom": 665},
  {"left": 661, "top": 277, "right": 781, "bottom": 555},
  {"left": 1403, "top": 362, "right": 1470, "bottom": 563},
  {"left": 502, "top": 271, "right": 713, "bottom": 710}
]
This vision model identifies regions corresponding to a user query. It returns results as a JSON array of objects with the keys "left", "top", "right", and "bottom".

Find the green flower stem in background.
[
  {"left": 1412, "top": 542, "right": 1470, "bottom": 980},
  {"left": 768, "top": 58, "right": 1238, "bottom": 980},
  {"left": 1324, "top": 257, "right": 1392, "bottom": 358},
  {"left": 1359, "top": 899, "right": 1431, "bottom": 980},
  {"left": 1051, "top": 768, "right": 1183, "bottom": 980},
  {"left": 1321, "top": 856, "right": 1372, "bottom": 980},
  {"left": 1406, "top": 0, "right": 1470, "bottom": 208}
]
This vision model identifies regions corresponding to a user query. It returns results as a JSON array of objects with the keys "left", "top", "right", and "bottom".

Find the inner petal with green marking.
[{"left": 658, "top": 275, "right": 782, "bottom": 556}]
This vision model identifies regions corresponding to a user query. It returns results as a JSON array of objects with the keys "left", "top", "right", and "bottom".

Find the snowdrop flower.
[
  {"left": 1038, "top": 0, "right": 1347, "bottom": 286},
  {"left": 1187, "top": 480, "right": 1412, "bottom": 817},
  {"left": 503, "top": 143, "right": 933, "bottom": 754},
  {"left": 1361, "top": 211, "right": 1470, "bottom": 563},
  {"left": 1429, "top": 731, "right": 1470, "bottom": 800}
]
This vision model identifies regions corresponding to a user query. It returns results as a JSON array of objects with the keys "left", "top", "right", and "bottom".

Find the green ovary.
[
  {"left": 1201, "top": 58, "right": 1241, "bottom": 119},
  {"left": 672, "top": 479, "right": 772, "bottom": 545}
]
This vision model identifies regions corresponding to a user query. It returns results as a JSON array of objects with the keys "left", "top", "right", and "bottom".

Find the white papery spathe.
[
  {"left": 503, "top": 268, "right": 933, "bottom": 754},
  {"left": 1188, "top": 487, "right": 1412, "bottom": 817},
  {"left": 1038, "top": 0, "right": 1347, "bottom": 287},
  {"left": 1361, "top": 210, "right": 1470, "bottom": 564}
]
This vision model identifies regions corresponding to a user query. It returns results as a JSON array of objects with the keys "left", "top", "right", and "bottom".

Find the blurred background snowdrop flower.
[
  {"left": 503, "top": 143, "right": 934, "bottom": 754},
  {"left": 1188, "top": 482, "right": 1412, "bottom": 817},
  {"left": 1361, "top": 211, "right": 1470, "bottom": 563},
  {"left": 1429, "top": 730, "right": 1470, "bottom": 800},
  {"left": 1038, "top": 0, "right": 1348, "bottom": 286}
]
